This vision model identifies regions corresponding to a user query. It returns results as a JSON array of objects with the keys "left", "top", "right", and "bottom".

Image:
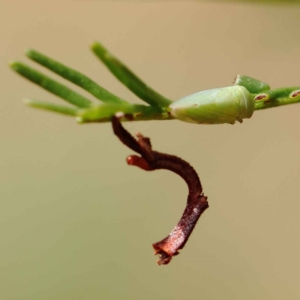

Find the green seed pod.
[{"left": 169, "top": 85, "right": 254, "bottom": 125}]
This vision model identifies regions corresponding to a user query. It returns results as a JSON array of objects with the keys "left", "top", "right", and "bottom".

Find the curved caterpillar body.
[{"left": 169, "top": 85, "right": 254, "bottom": 125}]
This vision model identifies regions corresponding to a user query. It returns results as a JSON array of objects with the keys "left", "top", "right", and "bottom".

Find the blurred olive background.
[{"left": 1, "top": 1, "right": 300, "bottom": 299}]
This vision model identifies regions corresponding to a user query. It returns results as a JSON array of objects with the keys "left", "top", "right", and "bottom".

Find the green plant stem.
[
  {"left": 10, "top": 47, "right": 300, "bottom": 124},
  {"left": 25, "top": 49, "right": 127, "bottom": 105},
  {"left": 254, "top": 87, "right": 300, "bottom": 110},
  {"left": 77, "top": 103, "right": 172, "bottom": 123},
  {"left": 10, "top": 62, "right": 92, "bottom": 108},
  {"left": 91, "top": 42, "right": 172, "bottom": 108}
]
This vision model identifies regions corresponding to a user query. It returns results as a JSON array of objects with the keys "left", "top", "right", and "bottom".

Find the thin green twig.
[
  {"left": 10, "top": 45, "right": 300, "bottom": 124},
  {"left": 254, "top": 87, "right": 300, "bottom": 110},
  {"left": 77, "top": 103, "right": 172, "bottom": 123}
]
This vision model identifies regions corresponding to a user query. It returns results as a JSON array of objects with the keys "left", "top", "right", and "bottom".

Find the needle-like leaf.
[
  {"left": 11, "top": 62, "right": 92, "bottom": 108},
  {"left": 26, "top": 49, "right": 128, "bottom": 105},
  {"left": 91, "top": 42, "right": 172, "bottom": 108},
  {"left": 24, "top": 99, "right": 79, "bottom": 116}
]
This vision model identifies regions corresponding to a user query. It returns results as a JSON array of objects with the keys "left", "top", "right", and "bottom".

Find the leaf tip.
[
  {"left": 23, "top": 98, "right": 34, "bottom": 106},
  {"left": 76, "top": 116, "right": 84, "bottom": 123},
  {"left": 25, "top": 48, "right": 35, "bottom": 57},
  {"left": 90, "top": 41, "right": 99, "bottom": 50},
  {"left": 9, "top": 61, "right": 19, "bottom": 70},
  {"left": 90, "top": 41, "right": 105, "bottom": 53}
]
